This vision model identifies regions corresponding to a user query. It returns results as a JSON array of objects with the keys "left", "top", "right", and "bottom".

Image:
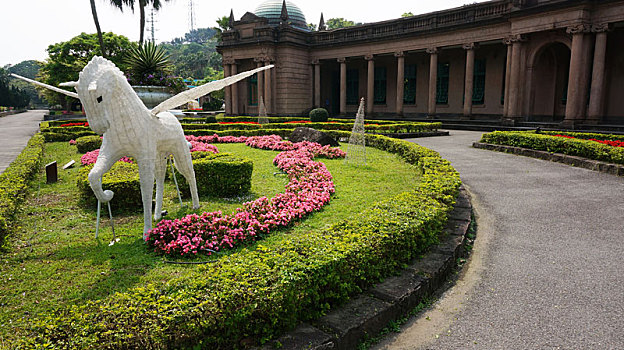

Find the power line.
[{"left": 188, "top": 0, "right": 196, "bottom": 32}]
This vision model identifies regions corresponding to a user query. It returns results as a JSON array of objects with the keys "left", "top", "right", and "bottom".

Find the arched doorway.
[{"left": 529, "top": 42, "right": 571, "bottom": 122}]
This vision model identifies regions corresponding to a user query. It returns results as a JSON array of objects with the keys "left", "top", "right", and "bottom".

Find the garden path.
[
  {"left": 0, "top": 110, "right": 45, "bottom": 174},
  {"left": 375, "top": 130, "right": 624, "bottom": 349}
]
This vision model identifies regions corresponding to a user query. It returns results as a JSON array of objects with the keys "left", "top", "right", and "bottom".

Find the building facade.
[{"left": 217, "top": 0, "right": 624, "bottom": 127}]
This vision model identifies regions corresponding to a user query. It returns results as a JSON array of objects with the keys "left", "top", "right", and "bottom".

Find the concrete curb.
[
  {"left": 373, "top": 131, "right": 450, "bottom": 139},
  {"left": 258, "top": 187, "right": 473, "bottom": 350},
  {"left": 473, "top": 142, "right": 624, "bottom": 177}
]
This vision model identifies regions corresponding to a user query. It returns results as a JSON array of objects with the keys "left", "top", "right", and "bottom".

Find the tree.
[
  {"left": 402, "top": 12, "right": 414, "bottom": 17},
  {"left": 0, "top": 68, "right": 30, "bottom": 108},
  {"left": 326, "top": 18, "right": 357, "bottom": 30},
  {"left": 109, "top": 0, "right": 171, "bottom": 45},
  {"left": 38, "top": 32, "right": 135, "bottom": 109},
  {"left": 214, "top": 15, "right": 230, "bottom": 41},
  {"left": 6, "top": 60, "right": 44, "bottom": 107},
  {"left": 89, "top": 0, "right": 106, "bottom": 57}
]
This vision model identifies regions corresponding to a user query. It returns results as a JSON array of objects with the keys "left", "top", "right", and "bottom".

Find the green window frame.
[
  {"left": 346, "top": 69, "right": 359, "bottom": 105},
  {"left": 404, "top": 64, "right": 417, "bottom": 105},
  {"left": 472, "top": 58, "right": 486, "bottom": 105},
  {"left": 436, "top": 62, "right": 449, "bottom": 105},
  {"left": 248, "top": 73, "right": 258, "bottom": 106},
  {"left": 374, "top": 66, "right": 387, "bottom": 105}
]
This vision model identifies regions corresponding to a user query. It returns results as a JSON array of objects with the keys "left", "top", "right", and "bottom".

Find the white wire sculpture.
[
  {"left": 345, "top": 97, "right": 367, "bottom": 165},
  {"left": 13, "top": 56, "right": 273, "bottom": 239}
]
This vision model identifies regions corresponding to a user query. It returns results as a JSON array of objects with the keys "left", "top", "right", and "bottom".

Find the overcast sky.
[{"left": 0, "top": 0, "right": 484, "bottom": 67}]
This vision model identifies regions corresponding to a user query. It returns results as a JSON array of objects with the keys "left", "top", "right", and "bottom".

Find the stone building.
[{"left": 217, "top": 0, "right": 624, "bottom": 127}]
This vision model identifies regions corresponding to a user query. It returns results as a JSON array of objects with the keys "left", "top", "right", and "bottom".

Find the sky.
[{"left": 0, "top": 0, "right": 484, "bottom": 67}]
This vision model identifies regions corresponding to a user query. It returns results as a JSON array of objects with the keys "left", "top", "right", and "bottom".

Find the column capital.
[
  {"left": 426, "top": 47, "right": 439, "bottom": 54},
  {"left": 310, "top": 58, "right": 320, "bottom": 65},
  {"left": 592, "top": 23, "right": 611, "bottom": 33},
  {"left": 503, "top": 34, "right": 527, "bottom": 45},
  {"left": 566, "top": 24, "right": 591, "bottom": 34},
  {"left": 337, "top": 57, "right": 346, "bottom": 63},
  {"left": 365, "top": 54, "right": 374, "bottom": 61},
  {"left": 462, "top": 42, "right": 476, "bottom": 50},
  {"left": 394, "top": 51, "right": 405, "bottom": 58},
  {"left": 223, "top": 57, "right": 236, "bottom": 65}
]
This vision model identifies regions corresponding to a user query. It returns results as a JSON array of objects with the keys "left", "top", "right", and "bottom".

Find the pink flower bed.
[
  {"left": 80, "top": 150, "right": 134, "bottom": 166},
  {"left": 145, "top": 135, "right": 345, "bottom": 256},
  {"left": 189, "top": 141, "right": 219, "bottom": 153}
]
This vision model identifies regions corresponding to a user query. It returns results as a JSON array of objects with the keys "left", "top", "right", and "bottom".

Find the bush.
[
  {"left": 480, "top": 131, "right": 624, "bottom": 165},
  {"left": 76, "top": 162, "right": 142, "bottom": 213},
  {"left": 205, "top": 115, "right": 217, "bottom": 123},
  {"left": 0, "top": 134, "right": 44, "bottom": 244},
  {"left": 175, "top": 152, "right": 253, "bottom": 198},
  {"left": 75, "top": 135, "right": 102, "bottom": 153},
  {"left": 20, "top": 133, "right": 461, "bottom": 349},
  {"left": 309, "top": 108, "right": 329, "bottom": 122}
]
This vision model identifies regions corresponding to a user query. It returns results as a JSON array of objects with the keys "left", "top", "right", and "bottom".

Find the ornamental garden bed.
[
  {"left": 0, "top": 128, "right": 459, "bottom": 348},
  {"left": 478, "top": 130, "right": 624, "bottom": 165}
]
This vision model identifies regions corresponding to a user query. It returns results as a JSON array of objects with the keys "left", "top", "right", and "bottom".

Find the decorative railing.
[{"left": 311, "top": 0, "right": 513, "bottom": 45}]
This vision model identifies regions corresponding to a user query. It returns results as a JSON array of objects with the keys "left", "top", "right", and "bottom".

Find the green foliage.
[
  {"left": 309, "top": 108, "right": 329, "bottom": 122},
  {"left": 480, "top": 131, "right": 624, "bottom": 165},
  {"left": 0, "top": 134, "right": 44, "bottom": 244},
  {"left": 76, "top": 162, "right": 142, "bottom": 212},
  {"left": 75, "top": 135, "right": 102, "bottom": 153},
  {"left": 205, "top": 115, "right": 218, "bottom": 123},
  {"left": 124, "top": 41, "right": 171, "bottom": 78},
  {"left": 0, "top": 68, "right": 30, "bottom": 108},
  {"left": 38, "top": 32, "right": 135, "bottom": 108},
  {"left": 6, "top": 60, "right": 44, "bottom": 107},
  {"left": 175, "top": 153, "right": 253, "bottom": 198},
  {"left": 17, "top": 134, "right": 461, "bottom": 349},
  {"left": 401, "top": 12, "right": 414, "bottom": 17},
  {"left": 326, "top": 17, "right": 358, "bottom": 29}
]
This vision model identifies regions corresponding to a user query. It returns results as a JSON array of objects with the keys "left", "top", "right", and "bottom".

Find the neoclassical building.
[{"left": 217, "top": 0, "right": 624, "bottom": 127}]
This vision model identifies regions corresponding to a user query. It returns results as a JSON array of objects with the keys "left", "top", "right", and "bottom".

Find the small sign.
[
  {"left": 62, "top": 160, "right": 75, "bottom": 170},
  {"left": 45, "top": 161, "right": 58, "bottom": 183}
]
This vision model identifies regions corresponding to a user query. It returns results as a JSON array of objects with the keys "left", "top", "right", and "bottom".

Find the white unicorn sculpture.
[{"left": 13, "top": 56, "right": 273, "bottom": 238}]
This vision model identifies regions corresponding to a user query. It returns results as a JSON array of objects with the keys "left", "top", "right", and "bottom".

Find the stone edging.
[
  {"left": 258, "top": 187, "right": 473, "bottom": 350},
  {"left": 473, "top": 142, "right": 624, "bottom": 176},
  {"left": 373, "top": 131, "right": 450, "bottom": 139}
]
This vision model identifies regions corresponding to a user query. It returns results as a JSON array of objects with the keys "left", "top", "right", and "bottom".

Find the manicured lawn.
[{"left": 0, "top": 140, "right": 420, "bottom": 343}]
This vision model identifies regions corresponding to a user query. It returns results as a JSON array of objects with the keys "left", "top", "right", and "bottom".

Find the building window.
[
  {"left": 436, "top": 62, "right": 449, "bottom": 104},
  {"left": 347, "top": 69, "right": 359, "bottom": 105},
  {"left": 404, "top": 64, "right": 417, "bottom": 105},
  {"left": 374, "top": 66, "right": 387, "bottom": 105},
  {"left": 472, "top": 58, "right": 486, "bottom": 105},
  {"left": 248, "top": 73, "right": 258, "bottom": 106}
]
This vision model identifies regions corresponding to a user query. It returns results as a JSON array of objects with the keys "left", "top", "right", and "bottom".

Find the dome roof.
[{"left": 254, "top": 0, "right": 308, "bottom": 30}]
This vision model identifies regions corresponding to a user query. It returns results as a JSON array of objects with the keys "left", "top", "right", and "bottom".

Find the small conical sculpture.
[
  {"left": 228, "top": 9, "right": 235, "bottom": 29},
  {"left": 280, "top": 0, "right": 289, "bottom": 25},
  {"left": 258, "top": 96, "right": 269, "bottom": 124},
  {"left": 345, "top": 98, "right": 367, "bottom": 165},
  {"left": 318, "top": 13, "right": 326, "bottom": 31}
]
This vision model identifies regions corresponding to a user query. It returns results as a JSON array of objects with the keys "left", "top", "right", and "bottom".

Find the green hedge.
[
  {"left": 480, "top": 131, "right": 624, "bottom": 165},
  {"left": 309, "top": 108, "right": 329, "bottom": 122},
  {"left": 176, "top": 153, "right": 253, "bottom": 198},
  {"left": 540, "top": 130, "right": 624, "bottom": 142},
  {"left": 76, "top": 162, "right": 142, "bottom": 213},
  {"left": 0, "top": 134, "right": 45, "bottom": 244},
  {"left": 76, "top": 135, "right": 102, "bottom": 153},
  {"left": 20, "top": 134, "right": 461, "bottom": 349}
]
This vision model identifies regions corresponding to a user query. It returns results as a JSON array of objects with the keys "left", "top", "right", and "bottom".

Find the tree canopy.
[
  {"left": 5, "top": 60, "right": 44, "bottom": 107},
  {"left": 326, "top": 18, "right": 358, "bottom": 29},
  {"left": 0, "top": 68, "right": 30, "bottom": 108},
  {"left": 402, "top": 12, "right": 414, "bottom": 17}
]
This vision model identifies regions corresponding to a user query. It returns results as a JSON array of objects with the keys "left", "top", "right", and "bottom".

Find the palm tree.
[
  {"left": 109, "top": 0, "right": 169, "bottom": 45},
  {"left": 89, "top": 0, "right": 106, "bottom": 57}
]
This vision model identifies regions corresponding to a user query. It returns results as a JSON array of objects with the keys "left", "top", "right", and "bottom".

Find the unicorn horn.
[{"left": 10, "top": 73, "right": 79, "bottom": 99}]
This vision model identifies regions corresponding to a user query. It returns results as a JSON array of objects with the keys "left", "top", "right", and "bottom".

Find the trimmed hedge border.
[
  {"left": 76, "top": 162, "right": 142, "bottom": 213},
  {"left": 0, "top": 134, "right": 45, "bottom": 244},
  {"left": 480, "top": 131, "right": 624, "bottom": 165},
  {"left": 177, "top": 152, "right": 254, "bottom": 198},
  {"left": 20, "top": 133, "right": 461, "bottom": 349}
]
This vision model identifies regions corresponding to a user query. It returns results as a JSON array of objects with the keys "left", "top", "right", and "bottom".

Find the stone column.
[
  {"left": 587, "top": 24, "right": 610, "bottom": 124},
  {"left": 502, "top": 38, "right": 513, "bottom": 118},
  {"left": 255, "top": 58, "right": 264, "bottom": 105},
  {"left": 223, "top": 61, "right": 232, "bottom": 115},
  {"left": 366, "top": 54, "right": 375, "bottom": 115},
  {"left": 395, "top": 51, "right": 405, "bottom": 116},
  {"left": 506, "top": 35, "right": 525, "bottom": 124},
  {"left": 338, "top": 57, "right": 347, "bottom": 115},
  {"left": 462, "top": 43, "right": 476, "bottom": 119},
  {"left": 313, "top": 59, "right": 321, "bottom": 108},
  {"left": 264, "top": 60, "right": 272, "bottom": 114},
  {"left": 426, "top": 47, "right": 438, "bottom": 118},
  {"left": 563, "top": 25, "right": 592, "bottom": 128},
  {"left": 230, "top": 62, "right": 238, "bottom": 116}
]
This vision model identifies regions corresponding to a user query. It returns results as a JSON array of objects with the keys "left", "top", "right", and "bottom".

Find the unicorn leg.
[
  {"left": 153, "top": 156, "right": 168, "bottom": 221},
  {"left": 88, "top": 154, "right": 118, "bottom": 203},
  {"left": 137, "top": 159, "right": 156, "bottom": 239},
  {"left": 172, "top": 147, "right": 200, "bottom": 210}
]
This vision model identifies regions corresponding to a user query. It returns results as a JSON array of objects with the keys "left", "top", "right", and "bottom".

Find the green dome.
[{"left": 255, "top": 0, "right": 309, "bottom": 30}]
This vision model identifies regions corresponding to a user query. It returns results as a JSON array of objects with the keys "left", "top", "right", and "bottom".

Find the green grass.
[{"left": 0, "top": 141, "right": 419, "bottom": 344}]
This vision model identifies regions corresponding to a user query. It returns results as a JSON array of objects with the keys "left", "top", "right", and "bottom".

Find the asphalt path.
[
  {"left": 0, "top": 110, "right": 45, "bottom": 174},
  {"left": 375, "top": 130, "right": 624, "bottom": 349}
]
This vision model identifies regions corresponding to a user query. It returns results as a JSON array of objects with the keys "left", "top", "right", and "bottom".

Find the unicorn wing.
[
  {"left": 10, "top": 73, "right": 80, "bottom": 99},
  {"left": 150, "top": 65, "right": 274, "bottom": 116}
]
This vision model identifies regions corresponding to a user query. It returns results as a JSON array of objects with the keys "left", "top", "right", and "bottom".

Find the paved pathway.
[
  {"left": 0, "top": 110, "right": 45, "bottom": 174},
  {"left": 375, "top": 130, "right": 624, "bottom": 349}
]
